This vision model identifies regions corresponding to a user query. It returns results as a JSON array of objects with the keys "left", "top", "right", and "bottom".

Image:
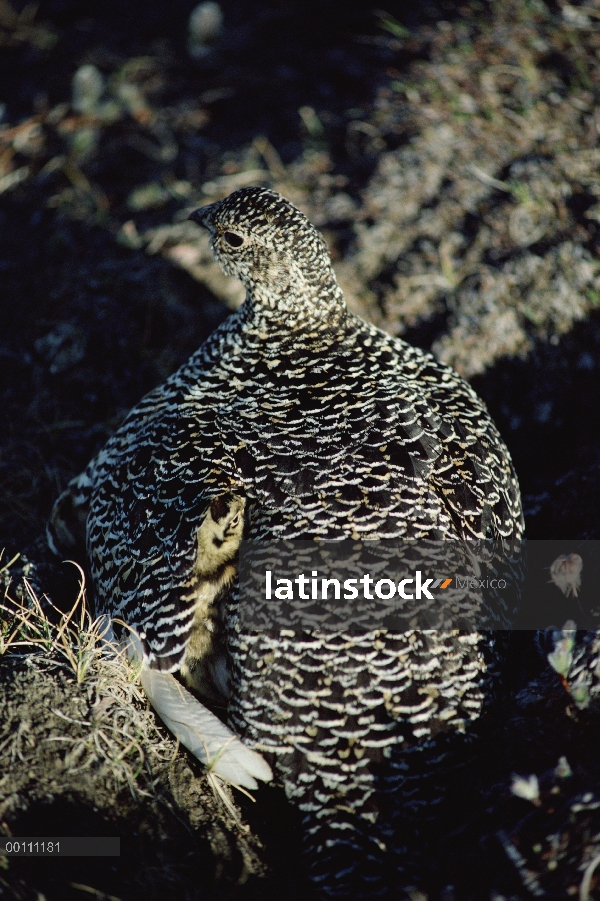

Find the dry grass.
[
  {"left": 0, "top": 555, "right": 179, "bottom": 802},
  {"left": 0, "top": 553, "right": 267, "bottom": 900},
  {"left": 0, "top": 552, "right": 252, "bottom": 826}
]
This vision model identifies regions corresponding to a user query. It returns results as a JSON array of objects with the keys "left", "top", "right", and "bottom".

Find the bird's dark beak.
[{"left": 188, "top": 204, "right": 216, "bottom": 229}]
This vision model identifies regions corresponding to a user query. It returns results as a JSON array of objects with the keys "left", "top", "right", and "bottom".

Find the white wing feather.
[{"left": 125, "top": 631, "right": 272, "bottom": 790}]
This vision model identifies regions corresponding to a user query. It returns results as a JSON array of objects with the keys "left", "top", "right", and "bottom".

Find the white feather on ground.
[{"left": 123, "top": 629, "right": 273, "bottom": 790}]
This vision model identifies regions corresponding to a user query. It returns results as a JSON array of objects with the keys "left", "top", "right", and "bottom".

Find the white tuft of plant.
[
  {"left": 188, "top": 2, "right": 223, "bottom": 60},
  {"left": 547, "top": 620, "right": 577, "bottom": 678},
  {"left": 72, "top": 64, "right": 105, "bottom": 115},
  {"left": 510, "top": 773, "right": 540, "bottom": 805},
  {"left": 549, "top": 553, "right": 583, "bottom": 599}
]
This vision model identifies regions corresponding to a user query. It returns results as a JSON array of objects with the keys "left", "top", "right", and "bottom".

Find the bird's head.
[
  {"left": 188, "top": 186, "right": 344, "bottom": 318},
  {"left": 196, "top": 492, "right": 246, "bottom": 576}
]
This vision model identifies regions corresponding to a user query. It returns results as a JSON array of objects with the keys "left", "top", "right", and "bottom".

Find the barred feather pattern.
[{"left": 52, "top": 187, "right": 523, "bottom": 896}]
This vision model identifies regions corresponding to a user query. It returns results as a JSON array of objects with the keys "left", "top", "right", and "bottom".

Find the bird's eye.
[{"left": 223, "top": 231, "right": 244, "bottom": 248}]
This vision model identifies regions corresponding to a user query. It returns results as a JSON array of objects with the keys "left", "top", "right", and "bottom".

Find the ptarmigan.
[{"left": 48, "top": 186, "right": 523, "bottom": 896}]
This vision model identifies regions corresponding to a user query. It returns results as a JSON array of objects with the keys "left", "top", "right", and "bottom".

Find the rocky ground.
[{"left": 2, "top": 0, "right": 600, "bottom": 898}]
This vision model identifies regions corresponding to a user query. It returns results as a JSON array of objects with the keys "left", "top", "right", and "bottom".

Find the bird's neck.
[{"left": 242, "top": 262, "right": 348, "bottom": 331}]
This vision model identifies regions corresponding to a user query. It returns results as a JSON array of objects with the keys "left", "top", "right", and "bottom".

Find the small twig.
[
  {"left": 252, "top": 136, "right": 287, "bottom": 181},
  {"left": 206, "top": 772, "right": 249, "bottom": 826},
  {"left": 51, "top": 709, "right": 91, "bottom": 728},
  {"left": 469, "top": 164, "right": 513, "bottom": 193},
  {"left": 69, "top": 883, "right": 122, "bottom": 901},
  {"left": 0, "top": 551, "right": 20, "bottom": 574}
]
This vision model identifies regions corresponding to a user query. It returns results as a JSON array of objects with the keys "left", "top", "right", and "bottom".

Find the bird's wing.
[
  {"left": 83, "top": 410, "right": 274, "bottom": 790},
  {"left": 88, "top": 409, "right": 233, "bottom": 671}
]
